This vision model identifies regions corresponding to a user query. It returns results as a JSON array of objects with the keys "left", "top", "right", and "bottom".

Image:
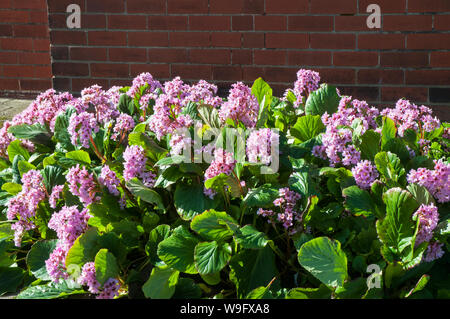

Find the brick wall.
[
  {"left": 0, "top": 0, "right": 52, "bottom": 97},
  {"left": 2, "top": 0, "right": 450, "bottom": 120}
]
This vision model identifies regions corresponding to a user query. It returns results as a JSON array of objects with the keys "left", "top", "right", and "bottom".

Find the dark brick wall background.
[{"left": 1, "top": 0, "right": 450, "bottom": 120}]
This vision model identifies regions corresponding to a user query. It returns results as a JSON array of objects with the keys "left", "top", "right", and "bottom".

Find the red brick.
[
  {"left": 190, "top": 16, "right": 231, "bottom": 31},
  {"left": 13, "top": 0, "right": 46, "bottom": 9},
  {"left": 172, "top": 64, "right": 212, "bottom": 80},
  {"left": 335, "top": 16, "right": 375, "bottom": 31},
  {"left": 87, "top": 0, "right": 125, "bottom": 13},
  {"left": 127, "top": 0, "right": 165, "bottom": 13},
  {"left": 209, "top": 0, "right": 242, "bottom": 13},
  {"left": 168, "top": 0, "right": 208, "bottom": 13},
  {"left": 148, "top": 48, "right": 188, "bottom": 63},
  {"left": 48, "top": 14, "right": 66, "bottom": 28},
  {"left": 288, "top": 51, "right": 331, "bottom": 66},
  {"left": 0, "top": 52, "right": 17, "bottom": 64},
  {"left": 18, "top": 52, "right": 51, "bottom": 65},
  {"left": 408, "top": 0, "right": 450, "bottom": 12},
  {"left": 88, "top": 31, "right": 127, "bottom": 46},
  {"left": 254, "top": 50, "right": 286, "bottom": 65},
  {"left": 266, "top": 33, "right": 308, "bottom": 49},
  {"left": 51, "top": 46, "right": 69, "bottom": 60},
  {"left": 381, "top": 87, "right": 428, "bottom": 103},
  {"left": 430, "top": 52, "right": 450, "bottom": 67},
  {"left": 109, "top": 48, "right": 147, "bottom": 62},
  {"left": 0, "top": 25, "right": 13, "bottom": 37},
  {"left": 129, "top": 32, "right": 168, "bottom": 47},
  {"left": 20, "top": 79, "right": 52, "bottom": 91},
  {"left": 383, "top": 15, "right": 432, "bottom": 31},
  {"left": 0, "top": 0, "right": 12, "bottom": 9},
  {"left": 232, "top": 50, "right": 252, "bottom": 65},
  {"left": 435, "top": 15, "right": 450, "bottom": 30},
  {"left": 358, "top": 34, "right": 405, "bottom": 49},
  {"left": 213, "top": 66, "right": 242, "bottom": 81},
  {"left": 406, "top": 70, "right": 450, "bottom": 85},
  {"left": 53, "top": 62, "right": 89, "bottom": 76},
  {"left": 52, "top": 78, "right": 71, "bottom": 91},
  {"left": 243, "top": 66, "right": 298, "bottom": 83},
  {"left": 33, "top": 66, "right": 52, "bottom": 78},
  {"left": 170, "top": 32, "right": 209, "bottom": 47},
  {"left": 311, "top": 0, "right": 357, "bottom": 14},
  {"left": 34, "top": 39, "right": 50, "bottom": 52},
  {"left": 47, "top": 0, "right": 85, "bottom": 13},
  {"left": 357, "top": 69, "right": 404, "bottom": 85},
  {"left": 70, "top": 47, "right": 107, "bottom": 61},
  {"left": 334, "top": 52, "right": 378, "bottom": 67},
  {"left": 289, "top": 16, "right": 333, "bottom": 31},
  {"left": 310, "top": 34, "right": 355, "bottom": 49},
  {"left": 91, "top": 63, "right": 129, "bottom": 78},
  {"left": 0, "top": 10, "right": 28, "bottom": 23},
  {"left": 319, "top": 68, "right": 356, "bottom": 84},
  {"left": 108, "top": 15, "right": 147, "bottom": 30},
  {"left": 339, "top": 86, "right": 379, "bottom": 102},
  {"left": 14, "top": 25, "right": 49, "bottom": 38},
  {"left": 266, "top": 0, "right": 308, "bottom": 14},
  {"left": 3, "top": 65, "right": 32, "bottom": 78},
  {"left": 242, "top": 0, "right": 265, "bottom": 14},
  {"left": 30, "top": 11, "right": 48, "bottom": 24},
  {"left": 190, "top": 49, "right": 231, "bottom": 64},
  {"left": 381, "top": 52, "right": 429, "bottom": 67},
  {"left": 1, "top": 38, "right": 33, "bottom": 51},
  {"left": 408, "top": 34, "right": 450, "bottom": 50},
  {"left": 232, "top": 16, "right": 253, "bottom": 31},
  {"left": 211, "top": 32, "right": 241, "bottom": 48},
  {"left": 0, "top": 79, "right": 20, "bottom": 91},
  {"left": 83, "top": 15, "right": 107, "bottom": 29},
  {"left": 242, "top": 33, "right": 264, "bottom": 48},
  {"left": 359, "top": 0, "right": 406, "bottom": 13},
  {"left": 130, "top": 64, "right": 169, "bottom": 79},
  {"left": 255, "top": 16, "right": 287, "bottom": 31},
  {"left": 72, "top": 78, "right": 109, "bottom": 92},
  {"left": 51, "top": 31, "right": 86, "bottom": 45},
  {"left": 148, "top": 16, "right": 188, "bottom": 30}
]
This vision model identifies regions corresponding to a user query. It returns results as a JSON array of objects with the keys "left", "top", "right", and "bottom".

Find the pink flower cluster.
[
  {"left": 246, "top": 128, "right": 279, "bottom": 165},
  {"left": 219, "top": 82, "right": 259, "bottom": 128},
  {"left": 112, "top": 113, "right": 135, "bottom": 141},
  {"left": 169, "top": 133, "right": 192, "bottom": 157},
  {"left": 292, "top": 69, "right": 321, "bottom": 108},
  {"left": 81, "top": 85, "right": 120, "bottom": 124},
  {"left": 77, "top": 262, "right": 120, "bottom": 299},
  {"left": 66, "top": 164, "right": 100, "bottom": 205},
  {"left": 407, "top": 159, "right": 449, "bottom": 203},
  {"left": 98, "top": 165, "right": 121, "bottom": 196},
  {"left": 46, "top": 206, "right": 90, "bottom": 282},
  {"left": 185, "top": 80, "right": 223, "bottom": 108},
  {"left": 424, "top": 242, "right": 445, "bottom": 262},
  {"left": 414, "top": 204, "right": 440, "bottom": 245},
  {"left": 123, "top": 145, "right": 156, "bottom": 188},
  {"left": 257, "top": 188, "right": 302, "bottom": 234},
  {"left": 381, "top": 99, "right": 441, "bottom": 137},
  {"left": 68, "top": 112, "right": 99, "bottom": 149},
  {"left": 49, "top": 185, "right": 64, "bottom": 209},
  {"left": 127, "top": 72, "right": 162, "bottom": 99},
  {"left": 351, "top": 160, "right": 379, "bottom": 190},
  {"left": 7, "top": 170, "right": 46, "bottom": 246},
  {"left": 204, "top": 148, "right": 236, "bottom": 180}
]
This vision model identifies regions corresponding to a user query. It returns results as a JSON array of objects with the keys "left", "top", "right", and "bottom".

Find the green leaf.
[
  {"left": 374, "top": 151, "right": 405, "bottom": 186},
  {"left": 335, "top": 277, "right": 368, "bottom": 299},
  {"left": 142, "top": 267, "right": 179, "bottom": 299},
  {"left": 16, "top": 281, "right": 85, "bottom": 299},
  {"left": 146, "top": 224, "right": 171, "bottom": 266},
  {"left": 94, "top": 249, "right": 119, "bottom": 285},
  {"left": 1, "top": 182, "right": 22, "bottom": 195},
  {"left": 7, "top": 140, "right": 30, "bottom": 162},
  {"left": 0, "top": 267, "right": 24, "bottom": 296},
  {"left": 157, "top": 226, "right": 199, "bottom": 274},
  {"left": 382, "top": 139, "right": 410, "bottom": 164},
  {"left": 405, "top": 274, "right": 430, "bottom": 298},
  {"left": 205, "top": 173, "right": 243, "bottom": 198},
  {"left": 53, "top": 107, "right": 76, "bottom": 151},
  {"left": 194, "top": 241, "right": 232, "bottom": 275},
  {"left": 290, "top": 115, "right": 325, "bottom": 143},
  {"left": 381, "top": 117, "right": 397, "bottom": 148},
  {"left": 229, "top": 246, "right": 278, "bottom": 298},
  {"left": 376, "top": 188, "right": 420, "bottom": 261},
  {"left": 242, "top": 185, "right": 279, "bottom": 208},
  {"left": 298, "top": 237, "right": 348, "bottom": 288},
  {"left": 234, "top": 225, "right": 270, "bottom": 249},
  {"left": 191, "top": 210, "right": 237, "bottom": 242},
  {"left": 406, "top": 183, "right": 435, "bottom": 206},
  {"left": 198, "top": 105, "right": 221, "bottom": 128},
  {"left": 286, "top": 285, "right": 332, "bottom": 299},
  {"left": 18, "top": 160, "right": 36, "bottom": 177},
  {"left": 66, "top": 228, "right": 100, "bottom": 267},
  {"left": 305, "top": 84, "right": 340, "bottom": 116},
  {"left": 42, "top": 165, "right": 64, "bottom": 193},
  {"left": 251, "top": 77, "right": 272, "bottom": 106},
  {"left": 342, "top": 186, "right": 378, "bottom": 218},
  {"left": 359, "top": 130, "right": 381, "bottom": 161},
  {"left": 66, "top": 150, "right": 91, "bottom": 165},
  {"left": 26, "top": 240, "right": 58, "bottom": 281},
  {"left": 8, "top": 123, "right": 49, "bottom": 140},
  {"left": 126, "top": 178, "right": 165, "bottom": 211},
  {"left": 173, "top": 278, "right": 202, "bottom": 299},
  {"left": 174, "top": 184, "right": 219, "bottom": 221}
]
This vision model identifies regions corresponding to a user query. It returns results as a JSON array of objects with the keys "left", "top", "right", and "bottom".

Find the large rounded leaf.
[
  {"left": 298, "top": 237, "right": 348, "bottom": 288},
  {"left": 194, "top": 241, "right": 232, "bottom": 275},
  {"left": 26, "top": 240, "right": 58, "bottom": 281},
  {"left": 174, "top": 184, "right": 219, "bottom": 220},
  {"left": 305, "top": 84, "right": 340, "bottom": 116},
  {"left": 190, "top": 210, "right": 237, "bottom": 242},
  {"left": 142, "top": 267, "right": 179, "bottom": 299}
]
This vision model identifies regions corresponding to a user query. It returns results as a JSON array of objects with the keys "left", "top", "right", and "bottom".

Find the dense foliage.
[{"left": 0, "top": 69, "right": 448, "bottom": 299}]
